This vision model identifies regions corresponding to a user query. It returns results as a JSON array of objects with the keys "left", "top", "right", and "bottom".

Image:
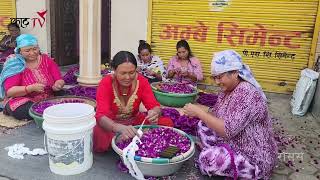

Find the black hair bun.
[{"left": 139, "top": 40, "right": 146, "bottom": 45}]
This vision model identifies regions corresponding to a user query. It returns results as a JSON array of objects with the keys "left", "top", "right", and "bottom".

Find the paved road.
[{"left": 0, "top": 123, "right": 221, "bottom": 180}]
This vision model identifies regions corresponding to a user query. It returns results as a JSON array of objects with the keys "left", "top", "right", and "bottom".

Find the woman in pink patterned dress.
[
  {"left": 183, "top": 50, "right": 277, "bottom": 179},
  {"left": 166, "top": 40, "right": 203, "bottom": 83},
  {"left": 0, "top": 34, "right": 64, "bottom": 120}
]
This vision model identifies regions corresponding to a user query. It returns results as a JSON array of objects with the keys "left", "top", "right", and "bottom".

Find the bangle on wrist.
[{"left": 24, "top": 85, "right": 29, "bottom": 94}]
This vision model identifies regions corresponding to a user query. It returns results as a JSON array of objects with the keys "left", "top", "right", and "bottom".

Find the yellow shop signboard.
[{"left": 148, "top": 0, "right": 320, "bottom": 93}]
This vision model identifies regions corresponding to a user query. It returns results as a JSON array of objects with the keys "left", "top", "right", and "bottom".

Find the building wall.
[
  {"left": 311, "top": 31, "right": 320, "bottom": 119},
  {"left": 111, "top": 0, "right": 148, "bottom": 58},
  {"left": 16, "top": 0, "right": 50, "bottom": 54},
  {"left": 16, "top": 0, "right": 148, "bottom": 59}
]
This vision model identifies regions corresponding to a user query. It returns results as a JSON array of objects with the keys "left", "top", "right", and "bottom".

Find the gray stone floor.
[
  {"left": 0, "top": 92, "right": 319, "bottom": 180},
  {"left": 0, "top": 123, "right": 218, "bottom": 180},
  {"left": 267, "top": 93, "right": 320, "bottom": 180}
]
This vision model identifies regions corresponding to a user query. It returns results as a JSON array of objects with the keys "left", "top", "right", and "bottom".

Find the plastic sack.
[{"left": 291, "top": 68, "right": 319, "bottom": 116}]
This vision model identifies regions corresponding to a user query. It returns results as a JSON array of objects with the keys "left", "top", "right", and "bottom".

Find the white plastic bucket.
[{"left": 42, "top": 103, "right": 96, "bottom": 175}]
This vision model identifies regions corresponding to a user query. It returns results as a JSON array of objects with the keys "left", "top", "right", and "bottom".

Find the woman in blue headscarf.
[
  {"left": 0, "top": 34, "right": 65, "bottom": 120},
  {"left": 183, "top": 50, "right": 277, "bottom": 179}
]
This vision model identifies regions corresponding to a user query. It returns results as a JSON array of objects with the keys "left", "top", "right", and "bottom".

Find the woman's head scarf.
[
  {"left": 14, "top": 34, "right": 38, "bottom": 53},
  {"left": 211, "top": 50, "right": 266, "bottom": 100}
]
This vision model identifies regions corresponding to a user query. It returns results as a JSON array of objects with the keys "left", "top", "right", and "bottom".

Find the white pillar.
[{"left": 77, "top": 0, "right": 102, "bottom": 86}]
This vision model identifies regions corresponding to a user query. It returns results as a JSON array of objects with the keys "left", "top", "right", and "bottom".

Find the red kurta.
[{"left": 94, "top": 74, "right": 173, "bottom": 152}]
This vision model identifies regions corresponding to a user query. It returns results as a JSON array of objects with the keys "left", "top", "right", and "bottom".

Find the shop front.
[{"left": 148, "top": 0, "right": 320, "bottom": 93}]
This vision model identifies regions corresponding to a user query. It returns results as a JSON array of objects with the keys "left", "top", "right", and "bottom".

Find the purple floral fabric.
[
  {"left": 197, "top": 145, "right": 261, "bottom": 179},
  {"left": 197, "top": 81, "right": 278, "bottom": 179}
]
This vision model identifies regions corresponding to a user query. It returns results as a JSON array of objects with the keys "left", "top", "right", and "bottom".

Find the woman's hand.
[
  {"left": 174, "top": 68, "right": 181, "bottom": 74},
  {"left": 167, "top": 70, "right": 176, "bottom": 78},
  {"left": 176, "top": 68, "right": 188, "bottom": 78},
  {"left": 180, "top": 71, "right": 189, "bottom": 77},
  {"left": 146, "top": 108, "right": 160, "bottom": 124},
  {"left": 113, "top": 123, "right": 139, "bottom": 140},
  {"left": 145, "top": 69, "right": 155, "bottom": 76},
  {"left": 183, "top": 103, "right": 205, "bottom": 117},
  {"left": 52, "top": 80, "right": 65, "bottom": 91},
  {"left": 29, "top": 83, "right": 45, "bottom": 93}
]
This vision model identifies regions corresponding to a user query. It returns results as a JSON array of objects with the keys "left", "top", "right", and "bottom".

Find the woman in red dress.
[{"left": 94, "top": 51, "right": 173, "bottom": 152}]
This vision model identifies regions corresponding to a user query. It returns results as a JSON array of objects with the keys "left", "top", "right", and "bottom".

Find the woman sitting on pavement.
[
  {"left": 0, "top": 34, "right": 65, "bottom": 120},
  {"left": 0, "top": 23, "right": 21, "bottom": 62},
  {"left": 94, "top": 51, "right": 173, "bottom": 153},
  {"left": 136, "top": 40, "right": 166, "bottom": 83},
  {"left": 166, "top": 40, "right": 203, "bottom": 83},
  {"left": 183, "top": 50, "right": 277, "bottom": 179}
]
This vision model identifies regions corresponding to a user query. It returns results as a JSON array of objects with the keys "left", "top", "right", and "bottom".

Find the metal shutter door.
[
  {"left": 0, "top": 0, "right": 16, "bottom": 39},
  {"left": 149, "top": 0, "right": 320, "bottom": 93}
]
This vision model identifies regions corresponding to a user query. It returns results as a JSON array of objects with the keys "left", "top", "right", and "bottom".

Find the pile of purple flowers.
[
  {"left": 63, "top": 65, "right": 110, "bottom": 85},
  {"left": 63, "top": 65, "right": 79, "bottom": 85},
  {"left": 66, "top": 86, "right": 97, "bottom": 100},
  {"left": 116, "top": 127, "right": 191, "bottom": 158},
  {"left": 159, "top": 83, "right": 194, "bottom": 94},
  {"left": 162, "top": 108, "right": 200, "bottom": 136},
  {"left": 196, "top": 92, "right": 218, "bottom": 107},
  {"left": 32, "top": 99, "right": 84, "bottom": 115},
  {"left": 101, "top": 69, "right": 110, "bottom": 76}
]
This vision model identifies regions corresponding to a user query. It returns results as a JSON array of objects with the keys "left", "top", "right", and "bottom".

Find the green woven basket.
[
  {"left": 151, "top": 82, "right": 198, "bottom": 107},
  {"left": 29, "top": 96, "right": 96, "bottom": 129},
  {"left": 29, "top": 109, "right": 44, "bottom": 128}
]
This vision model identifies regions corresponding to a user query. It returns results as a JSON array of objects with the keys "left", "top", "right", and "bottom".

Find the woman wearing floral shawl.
[{"left": 183, "top": 50, "right": 277, "bottom": 179}]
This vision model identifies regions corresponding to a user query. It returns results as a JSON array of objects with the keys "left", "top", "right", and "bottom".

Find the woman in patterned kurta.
[
  {"left": 166, "top": 40, "right": 203, "bottom": 83},
  {"left": 183, "top": 50, "right": 277, "bottom": 179},
  {"left": 136, "top": 40, "right": 166, "bottom": 83},
  {"left": 94, "top": 51, "right": 173, "bottom": 152},
  {"left": 0, "top": 34, "right": 64, "bottom": 120}
]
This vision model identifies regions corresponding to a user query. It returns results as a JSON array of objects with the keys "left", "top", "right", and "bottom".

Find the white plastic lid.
[{"left": 43, "top": 103, "right": 94, "bottom": 121}]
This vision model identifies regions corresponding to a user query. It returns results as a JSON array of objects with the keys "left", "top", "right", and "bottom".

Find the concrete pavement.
[
  {"left": 0, "top": 92, "right": 319, "bottom": 180},
  {"left": 0, "top": 124, "right": 219, "bottom": 180}
]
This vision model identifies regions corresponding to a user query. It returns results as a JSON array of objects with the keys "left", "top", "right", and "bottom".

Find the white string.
[{"left": 121, "top": 117, "right": 147, "bottom": 180}]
